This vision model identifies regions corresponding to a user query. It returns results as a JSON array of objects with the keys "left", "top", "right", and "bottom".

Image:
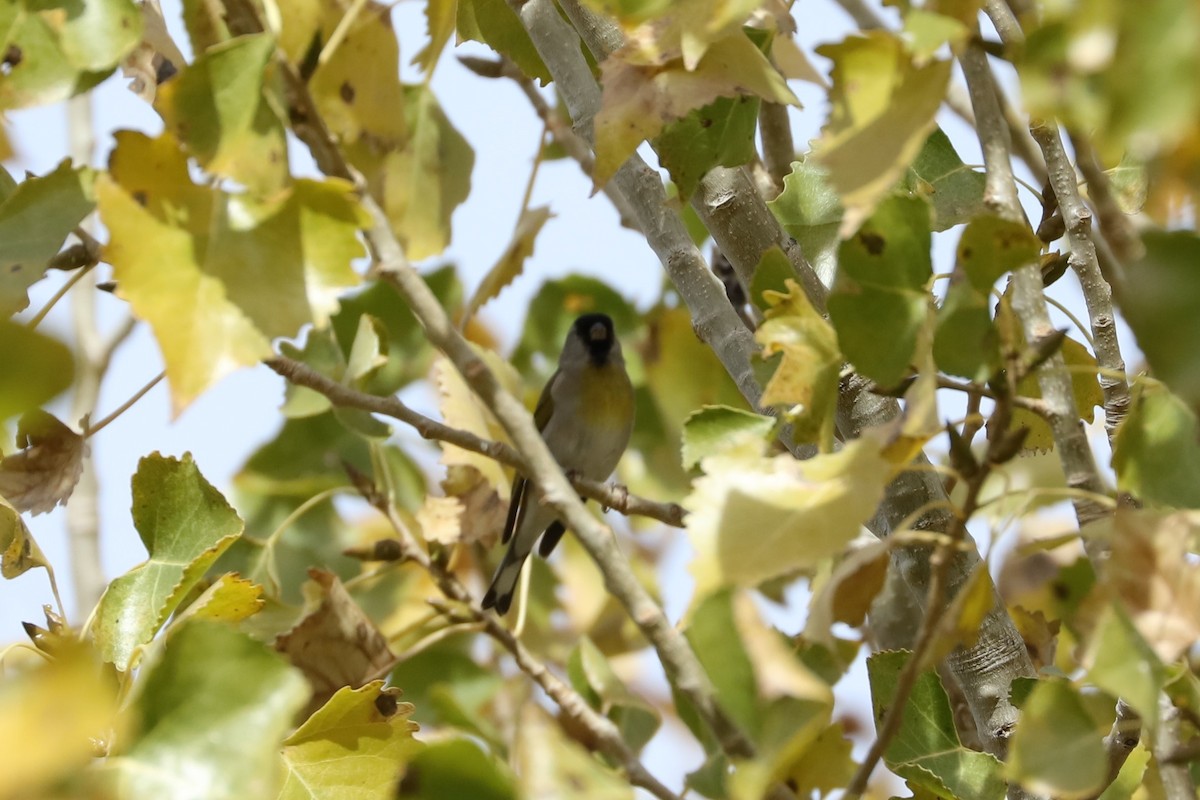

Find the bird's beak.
[{"left": 589, "top": 322, "right": 608, "bottom": 342}]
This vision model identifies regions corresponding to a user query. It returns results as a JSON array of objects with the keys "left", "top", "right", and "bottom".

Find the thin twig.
[
  {"left": 264, "top": 356, "right": 685, "bottom": 527},
  {"left": 84, "top": 372, "right": 164, "bottom": 438},
  {"left": 25, "top": 263, "right": 96, "bottom": 330}
]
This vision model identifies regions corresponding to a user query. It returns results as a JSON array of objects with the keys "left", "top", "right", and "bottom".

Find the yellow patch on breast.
[{"left": 578, "top": 363, "right": 634, "bottom": 430}]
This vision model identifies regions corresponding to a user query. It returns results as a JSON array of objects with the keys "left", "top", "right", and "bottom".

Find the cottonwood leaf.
[
  {"left": 594, "top": 32, "right": 797, "bottom": 187},
  {"left": 279, "top": 682, "right": 422, "bottom": 800},
  {"left": 685, "top": 434, "right": 892, "bottom": 595},
  {"left": 567, "top": 638, "right": 661, "bottom": 753},
  {"left": 0, "top": 159, "right": 95, "bottom": 315},
  {"left": 98, "top": 131, "right": 366, "bottom": 412},
  {"left": 415, "top": 0, "right": 457, "bottom": 73},
  {"left": 275, "top": 568, "right": 395, "bottom": 716},
  {"left": 93, "top": 453, "right": 244, "bottom": 671},
  {"left": 804, "top": 540, "right": 890, "bottom": 647},
  {"left": 98, "top": 620, "right": 308, "bottom": 800},
  {"left": 1009, "top": 336, "right": 1102, "bottom": 453},
  {"left": 1112, "top": 378, "right": 1200, "bottom": 508},
  {"left": 0, "top": 496, "right": 48, "bottom": 578},
  {"left": 1084, "top": 603, "right": 1164, "bottom": 732},
  {"left": 656, "top": 94, "right": 760, "bottom": 201},
  {"left": 1097, "top": 509, "right": 1200, "bottom": 662},
  {"left": 684, "top": 591, "right": 761, "bottom": 737},
  {"left": 905, "top": 128, "right": 985, "bottom": 231},
  {"left": 957, "top": 214, "right": 1041, "bottom": 292},
  {"left": 457, "top": 0, "right": 551, "bottom": 84},
  {"left": 682, "top": 405, "right": 775, "bottom": 470},
  {"left": 828, "top": 195, "right": 933, "bottom": 389},
  {"left": 1006, "top": 678, "right": 1108, "bottom": 799},
  {"left": 0, "top": 321, "right": 73, "bottom": 421},
  {"left": 514, "top": 704, "right": 633, "bottom": 800},
  {"left": 934, "top": 280, "right": 999, "bottom": 381},
  {"left": 416, "top": 494, "right": 464, "bottom": 546},
  {"left": 463, "top": 205, "right": 553, "bottom": 323},
  {"left": 620, "top": 0, "right": 766, "bottom": 68},
  {"left": 377, "top": 84, "right": 474, "bottom": 260},
  {"left": 173, "top": 573, "right": 265, "bottom": 627},
  {"left": 767, "top": 159, "right": 843, "bottom": 285},
  {"left": 815, "top": 32, "right": 951, "bottom": 234},
  {"left": 755, "top": 278, "right": 841, "bottom": 446},
  {"left": 0, "top": 0, "right": 142, "bottom": 110},
  {"left": 1118, "top": 231, "right": 1200, "bottom": 410},
  {"left": 387, "top": 635, "right": 503, "bottom": 743},
  {"left": 867, "top": 650, "right": 1006, "bottom": 800},
  {"left": 0, "top": 646, "right": 121, "bottom": 799},
  {"left": 0, "top": 410, "right": 85, "bottom": 515},
  {"left": 399, "top": 738, "right": 516, "bottom": 800},
  {"left": 156, "top": 33, "right": 288, "bottom": 194}
]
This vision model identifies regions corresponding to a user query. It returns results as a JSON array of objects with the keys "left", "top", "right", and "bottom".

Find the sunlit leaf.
[
  {"left": 463, "top": 205, "right": 553, "bottom": 323},
  {"left": 815, "top": 32, "right": 951, "bottom": 232},
  {"left": 457, "top": 0, "right": 550, "bottom": 84},
  {"left": 0, "top": 159, "right": 95, "bottom": 315},
  {"left": 1009, "top": 336, "right": 1102, "bottom": 453},
  {"left": 98, "top": 620, "right": 309, "bottom": 799},
  {"left": 1006, "top": 678, "right": 1107, "bottom": 799},
  {"left": 1084, "top": 603, "right": 1164, "bottom": 731},
  {"left": 98, "top": 131, "right": 365, "bottom": 411},
  {"left": 619, "top": 0, "right": 766, "bottom": 68},
  {"left": 904, "top": 128, "right": 985, "bottom": 231},
  {"left": 415, "top": 0, "right": 457, "bottom": 73},
  {"left": 656, "top": 94, "right": 760, "bottom": 200},
  {"left": 957, "top": 215, "right": 1042, "bottom": 293},
  {"left": 828, "top": 195, "right": 932, "bottom": 388},
  {"left": 156, "top": 33, "right": 288, "bottom": 194},
  {"left": 867, "top": 650, "right": 1006, "bottom": 799},
  {"left": 755, "top": 278, "right": 841, "bottom": 446},
  {"left": 804, "top": 540, "right": 890, "bottom": 647},
  {"left": 93, "top": 454, "right": 244, "bottom": 671},
  {"left": 174, "top": 573, "right": 265, "bottom": 626},
  {"left": 1112, "top": 377, "right": 1200, "bottom": 508},
  {"left": 0, "top": 495, "right": 48, "bottom": 578},
  {"left": 0, "top": 0, "right": 142, "bottom": 109},
  {"left": 594, "top": 32, "right": 797, "bottom": 187},
  {"left": 279, "top": 682, "right": 422, "bottom": 800},
  {"left": 685, "top": 434, "right": 892, "bottom": 595},
  {"left": 681, "top": 405, "right": 775, "bottom": 470},
  {"left": 768, "top": 159, "right": 843, "bottom": 284}
]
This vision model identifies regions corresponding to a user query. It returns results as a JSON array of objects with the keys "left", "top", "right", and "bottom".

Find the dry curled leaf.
[
  {"left": 0, "top": 410, "right": 86, "bottom": 515},
  {"left": 121, "top": 0, "right": 186, "bottom": 102},
  {"left": 275, "top": 569, "right": 394, "bottom": 715}
]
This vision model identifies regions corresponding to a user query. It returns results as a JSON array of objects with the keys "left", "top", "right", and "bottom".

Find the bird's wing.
[{"left": 501, "top": 371, "right": 559, "bottom": 546}]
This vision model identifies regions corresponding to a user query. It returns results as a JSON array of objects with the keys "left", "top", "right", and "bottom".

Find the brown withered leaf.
[
  {"left": 1101, "top": 509, "right": 1200, "bottom": 662},
  {"left": 804, "top": 540, "right": 890, "bottom": 648},
  {"left": 0, "top": 411, "right": 86, "bottom": 515},
  {"left": 121, "top": 0, "right": 187, "bottom": 102},
  {"left": 439, "top": 464, "right": 507, "bottom": 548},
  {"left": 275, "top": 569, "right": 394, "bottom": 715}
]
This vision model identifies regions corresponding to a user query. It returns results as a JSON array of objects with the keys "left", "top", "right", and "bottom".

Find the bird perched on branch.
[{"left": 481, "top": 313, "right": 635, "bottom": 615}]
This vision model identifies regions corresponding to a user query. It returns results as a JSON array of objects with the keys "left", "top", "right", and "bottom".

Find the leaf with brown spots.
[
  {"left": 1, "top": 496, "right": 50, "bottom": 579},
  {"left": 0, "top": 410, "right": 86, "bottom": 516},
  {"left": 275, "top": 569, "right": 395, "bottom": 715}
]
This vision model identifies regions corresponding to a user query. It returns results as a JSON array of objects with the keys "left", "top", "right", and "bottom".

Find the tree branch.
[
  {"left": 263, "top": 356, "right": 685, "bottom": 527},
  {"left": 758, "top": 101, "right": 794, "bottom": 197},
  {"left": 359, "top": 499, "right": 681, "bottom": 800}
]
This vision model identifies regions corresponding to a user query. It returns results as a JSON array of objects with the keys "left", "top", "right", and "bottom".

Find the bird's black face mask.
[{"left": 574, "top": 313, "right": 616, "bottom": 366}]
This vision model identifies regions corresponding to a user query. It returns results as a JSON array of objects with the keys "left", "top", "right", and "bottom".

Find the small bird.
[{"left": 481, "top": 313, "right": 635, "bottom": 615}]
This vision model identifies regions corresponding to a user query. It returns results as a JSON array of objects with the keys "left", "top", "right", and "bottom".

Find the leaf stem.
[
  {"left": 84, "top": 372, "right": 164, "bottom": 439},
  {"left": 25, "top": 262, "right": 96, "bottom": 330}
]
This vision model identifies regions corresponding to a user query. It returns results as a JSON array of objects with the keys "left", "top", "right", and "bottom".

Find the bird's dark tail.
[{"left": 481, "top": 546, "right": 528, "bottom": 616}]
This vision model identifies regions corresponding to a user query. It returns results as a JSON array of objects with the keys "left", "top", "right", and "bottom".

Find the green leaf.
[
  {"left": 933, "top": 281, "right": 999, "bottom": 381},
  {"left": 1, "top": 495, "right": 49, "bottom": 578},
  {"left": 684, "top": 435, "right": 893, "bottom": 595},
  {"left": 1098, "top": 743, "right": 1150, "bottom": 800},
  {"left": 815, "top": 32, "right": 952, "bottom": 232},
  {"left": 905, "top": 128, "right": 985, "bottom": 231},
  {"left": 0, "top": 0, "right": 142, "bottom": 109},
  {"left": 1112, "top": 377, "right": 1200, "bottom": 507},
  {"left": 400, "top": 738, "right": 516, "bottom": 800},
  {"left": 1010, "top": 336, "right": 1102, "bottom": 453},
  {"left": 594, "top": 32, "right": 797, "bottom": 187},
  {"left": 957, "top": 215, "right": 1041, "bottom": 292},
  {"left": 567, "top": 638, "right": 661, "bottom": 753},
  {"left": 748, "top": 244, "right": 797, "bottom": 309},
  {"left": 866, "top": 650, "right": 1006, "bottom": 800},
  {"left": 767, "top": 159, "right": 844, "bottom": 284},
  {"left": 463, "top": 205, "right": 553, "bottom": 323},
  {"left": 98, "top": 620, "right": 309, "bottom": 799},
  {"left": 388, "top": 635, "right": 503, "bottom": 744},
  {"left": 156, "top": 33, "right": 288, "bottom": 194},
  {"left": 1006, "top": 678, "right": 1108, "bottom": 799},
  {"left": 93, "top": 454, "right": 244, "bottom": 671},
  {"left": 378, "top": 84, "right": 474, "bottom": 260},
  {"left": 331, "top": 268, "right": 462, "bottom": 396},
  {"left": 97, "top": 131, "right": 365, "bottom": 411},
  {"left": 0, "top": 159, "right": 95, "bottom": 315},
  {"left": 754, "top": 279, "right": 841, "bottom": 446},
  {"left": 683, "top": 591, "right": 759, "bottom": 746},
  {"left": 0, "top": 320, "right": 72, "bottom": 421},
  {"left": 656, "top": 94, "right": 760, "bottom": 201},
  {"left": 514, "top": 705, "right": 634, "bottom": 800},
  {"left": 1119, "top": 231, "right": 1200, "bottom": 410},
  {"left": 828, "top": 195, "right": 932, "bottom": 388},
  {"left": 279, "top": 682, "right": 422, "bottom": 800},
  {"left": 456, "top": 0, "right": 550, "bottom": 84},
  {"left": 1084, "top": 603, "right": 1164, "bottom": 731},
  {"left": 682, "top": 405, "right": 775, "bottom": 470}
]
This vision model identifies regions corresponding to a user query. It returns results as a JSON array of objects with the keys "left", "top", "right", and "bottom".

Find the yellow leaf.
[
  {"left": 0, "top": 496, "right": 49, "bottom": 578},
  {"left": 463, "top": 205, "right": 553, "bottom": 323},
  {"left": 175, "top": 573, "right": 265, "bottom": 625}
]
